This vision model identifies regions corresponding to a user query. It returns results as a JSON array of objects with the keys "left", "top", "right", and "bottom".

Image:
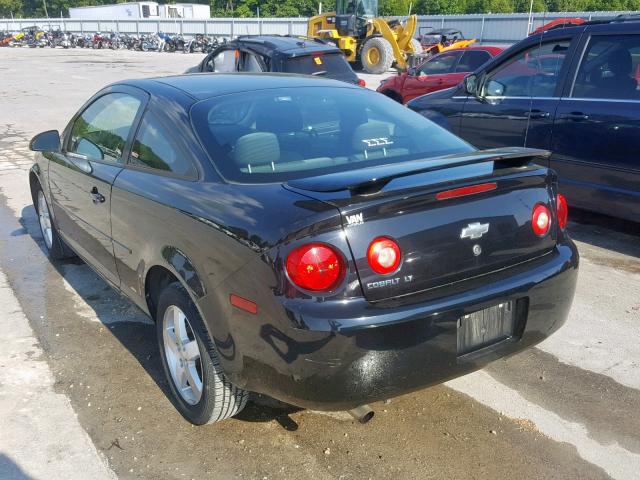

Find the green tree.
[{"left": 0, "top": 0, "right": 22, "bottom": 17}]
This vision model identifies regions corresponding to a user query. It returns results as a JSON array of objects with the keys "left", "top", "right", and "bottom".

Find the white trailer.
[
  {"left": 69, "top": 2, "right": 161, "bottom": 20},
  {"left": 163, "top": 4, "right": 211, "bottom": 19}
]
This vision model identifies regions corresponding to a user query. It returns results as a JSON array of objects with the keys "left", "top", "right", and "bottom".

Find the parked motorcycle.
[
  {"left": 162, "top": 34, "right": 185, "bottom": 52},
  {"left": 92, "top": 32, "right": 109, "bottom": 49}
]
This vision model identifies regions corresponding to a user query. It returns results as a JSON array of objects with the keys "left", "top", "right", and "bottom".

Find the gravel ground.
[{"left": 0, "top": 47, "right": 639, "bottom": 480}]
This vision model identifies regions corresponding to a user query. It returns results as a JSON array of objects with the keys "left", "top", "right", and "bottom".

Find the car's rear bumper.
[{"left": 201, "top": 241, "right": 578, "bottom": 411}]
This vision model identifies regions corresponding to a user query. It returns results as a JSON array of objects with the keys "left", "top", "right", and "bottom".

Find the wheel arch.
[
  {"left": 29, "top": 164, "right": 43, "bottom": 206},
  {"left": 144, "top": 246, "right": 207, "bottom": 320}
]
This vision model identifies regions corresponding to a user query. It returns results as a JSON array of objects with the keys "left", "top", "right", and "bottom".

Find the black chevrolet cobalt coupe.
[{"left": 29, "top": 74, "right": 578, "bottom": 425}]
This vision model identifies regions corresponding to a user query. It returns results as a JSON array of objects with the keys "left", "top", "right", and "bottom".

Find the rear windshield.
[
  {"left": 191, "top": 86, "right": 473, "bottom": 184},
  {"left": 282, "top": 53, "right": 354, "bottom": 77}
]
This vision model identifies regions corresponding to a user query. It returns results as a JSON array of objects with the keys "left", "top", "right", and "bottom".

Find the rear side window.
[
  {"left": 129, "top": 110, "right": 197, "bottom": 178},
  {"left": 572, "top": 34, "right": 640, "bottom": 100},
  {"left": 282, "top": 53, "right": 353, "bottom": 76},
  {"left": 191, "top": 86, "right": 473, "bottom": 184},
  {"left": 68, "top": 93, "right": 141, "bottom": 163},
  {"left": 456, "top": 50, "right": 491, "bottom": 72}
]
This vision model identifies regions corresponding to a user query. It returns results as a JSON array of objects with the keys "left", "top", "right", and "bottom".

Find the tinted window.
[
  {"left": 572, "top": 34, "right": 640, "bottom": 100},
  {"left": 419, "top": 52, "right": 459, "bottom": 75},
  {"left": 129, "top": 110, "right": 197, "bottom": 178},
  {"left": 68, "top": 93, "right": 141, "bottom": 163},
  {"left": 282, "top": 53, "right": 353, "bottom": 76},
  {"left": 191, "top": 86, "right": 473, "bottom": 184},
  {"left": 483, "top": 40, "right": 570, "bottom": 97},
  {"left": 240, "top": 52, "right": 264, "bottom": 72},
  {"left": 456, "top": 50, "right": 491, "bottom": 72}
]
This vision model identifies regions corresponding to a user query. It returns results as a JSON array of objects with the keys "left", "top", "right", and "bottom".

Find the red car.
[
  {"left": 530, "top": 18, "right": 585, "bottom": 35},
  {"left": 377, "top": 46, "right": 504, "bottom": 104}
]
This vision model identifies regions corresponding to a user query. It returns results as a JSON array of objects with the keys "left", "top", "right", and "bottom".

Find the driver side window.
[
  {"left": 419, "top": 52, "right": 459, "bottom": 75},
  {"left": 68, "top": 93, "right": 141, "bottom": 163},
  {"left": 482, "top": 40, "right": 570, "bottom": 98}
]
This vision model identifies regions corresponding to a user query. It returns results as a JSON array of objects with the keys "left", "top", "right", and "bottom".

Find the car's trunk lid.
[{"left": 285, "top": 148, "right": 557, "bottom": 302}]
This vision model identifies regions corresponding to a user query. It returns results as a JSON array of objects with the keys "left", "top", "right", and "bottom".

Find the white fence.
[{"left": 0, "top": 11, "right": 634, "bottom": 43}]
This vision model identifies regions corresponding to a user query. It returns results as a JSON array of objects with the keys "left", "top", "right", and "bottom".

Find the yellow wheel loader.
[{"left": 307, "top": 0, "right": 421, "bottom": 74}]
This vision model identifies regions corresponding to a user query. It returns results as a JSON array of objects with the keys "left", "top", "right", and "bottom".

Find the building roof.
[{"left": 69, "top": 2, "right": 157, "bottom": 9}]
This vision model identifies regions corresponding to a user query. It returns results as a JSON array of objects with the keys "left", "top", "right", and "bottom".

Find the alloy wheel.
[
  {"left": 37, "top": 190, "right": 53, "bottom": 250},
  {"left": 162, "top": 305, "right": 204, "bottom": 405}
]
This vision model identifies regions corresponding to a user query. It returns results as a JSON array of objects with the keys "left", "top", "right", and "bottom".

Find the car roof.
[
  {"left": 458, "top": 45, "right": 504, "bottom": 54},
  {"left": 125, "top": 73, "right": 359, "bottom": 100},
  {"left": 230, "top": 35, "right": 341, "bottom": 56}
]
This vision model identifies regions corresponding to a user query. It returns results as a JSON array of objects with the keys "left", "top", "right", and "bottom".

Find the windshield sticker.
[{"left": 362, "top": 138, "right": 394, "bottom": 148}]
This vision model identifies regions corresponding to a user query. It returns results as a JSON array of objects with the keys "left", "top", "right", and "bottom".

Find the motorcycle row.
[{"left": 0, "top": 27, "right": 225, "bottom": 53}]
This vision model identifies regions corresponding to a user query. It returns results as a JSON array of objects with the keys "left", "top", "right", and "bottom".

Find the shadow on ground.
[{"left": 19, "top": 203, "right": 302, "bottom": 430}]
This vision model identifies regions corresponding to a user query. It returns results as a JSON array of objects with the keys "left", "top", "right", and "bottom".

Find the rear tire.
[
  {"left": 34, "top": 183, "right": 75, "bottom": 260},
  {"left": 156, "top": 282, "right": 248, "bottom": 425},
  {"left": 361, "top": 36, "right": 394, "bottom": 74}
]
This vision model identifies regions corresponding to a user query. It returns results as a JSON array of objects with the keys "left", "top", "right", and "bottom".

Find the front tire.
[
  {"left": 361, "top": 36, "right": 394, "bottom": 74},
  {"left": 156, "top": 282, "right": 248, "bottom": 425}
]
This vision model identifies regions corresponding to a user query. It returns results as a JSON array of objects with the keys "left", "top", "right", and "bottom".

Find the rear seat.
[
  {"left": 350, "top": 121, "right": 409, "bottom": 162},
  {"left": 231, "top": 121, "right": 408, "bottom": 174}
]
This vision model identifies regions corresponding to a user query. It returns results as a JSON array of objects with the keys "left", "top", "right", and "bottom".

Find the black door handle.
[
  {"left": 90, "top": 186, "right": 105, "bottom": 204},
  {"left": 561, "top": 112, "right": 589, "bottom": 121},
  {"left": 527, "top": 110, "right": 550, "bottom": 119}
]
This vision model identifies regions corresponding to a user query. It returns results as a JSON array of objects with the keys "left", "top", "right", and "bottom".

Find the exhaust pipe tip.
[{"left": 348, "top": 405, "right": 374, "bottom": 424}]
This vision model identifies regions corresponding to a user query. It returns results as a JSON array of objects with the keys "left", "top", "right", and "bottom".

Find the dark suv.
[
  {"left": 186, "top": 35, "right": 363, "bottom": 86},
  {"left": 408, "top": 15, "right": 640, "bottom": 222}
]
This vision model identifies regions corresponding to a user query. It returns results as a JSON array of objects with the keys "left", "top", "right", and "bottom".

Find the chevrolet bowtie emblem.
[{"left": 460, "top": 222, "right": 490, "bottom": 240}]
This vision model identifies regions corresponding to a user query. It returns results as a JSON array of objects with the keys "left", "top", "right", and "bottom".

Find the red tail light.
[
  {"left": 285, "top": 243, "right": 345, "bottom": 292},
  {"left": 556, "top": 194, "right": 568, "bottom": 229},
  {"left": 357, "top": 78, "right": 366, "bottom": 87},
  {"left": 367, "top": 237, "right": 401, "bottom": 275},
  {"left": 532, "top": 204, "right": 552, "bottom": 236}
]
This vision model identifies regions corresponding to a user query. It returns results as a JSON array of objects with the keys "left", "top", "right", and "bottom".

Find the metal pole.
[
  {"left": 231, "top": 18, "right": 234, "bottom": 38},
  {"left": 480, "top": 16, "right": 485, "bottom": 43}
]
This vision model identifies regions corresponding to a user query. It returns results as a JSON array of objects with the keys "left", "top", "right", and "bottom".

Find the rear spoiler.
[{"left": 286, "top": 147, "right": 550, "bottom": 195}]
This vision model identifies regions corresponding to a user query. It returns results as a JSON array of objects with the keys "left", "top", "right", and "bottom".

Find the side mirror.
[
  {"left": 29, "top": 130, "right": 60, "bottom": 152},
  {"left": 407, "top": 67, "right": 417, "bottom": 76},
  {"left": 464, "top": 74, "right": 479, "bottom": 96}
]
